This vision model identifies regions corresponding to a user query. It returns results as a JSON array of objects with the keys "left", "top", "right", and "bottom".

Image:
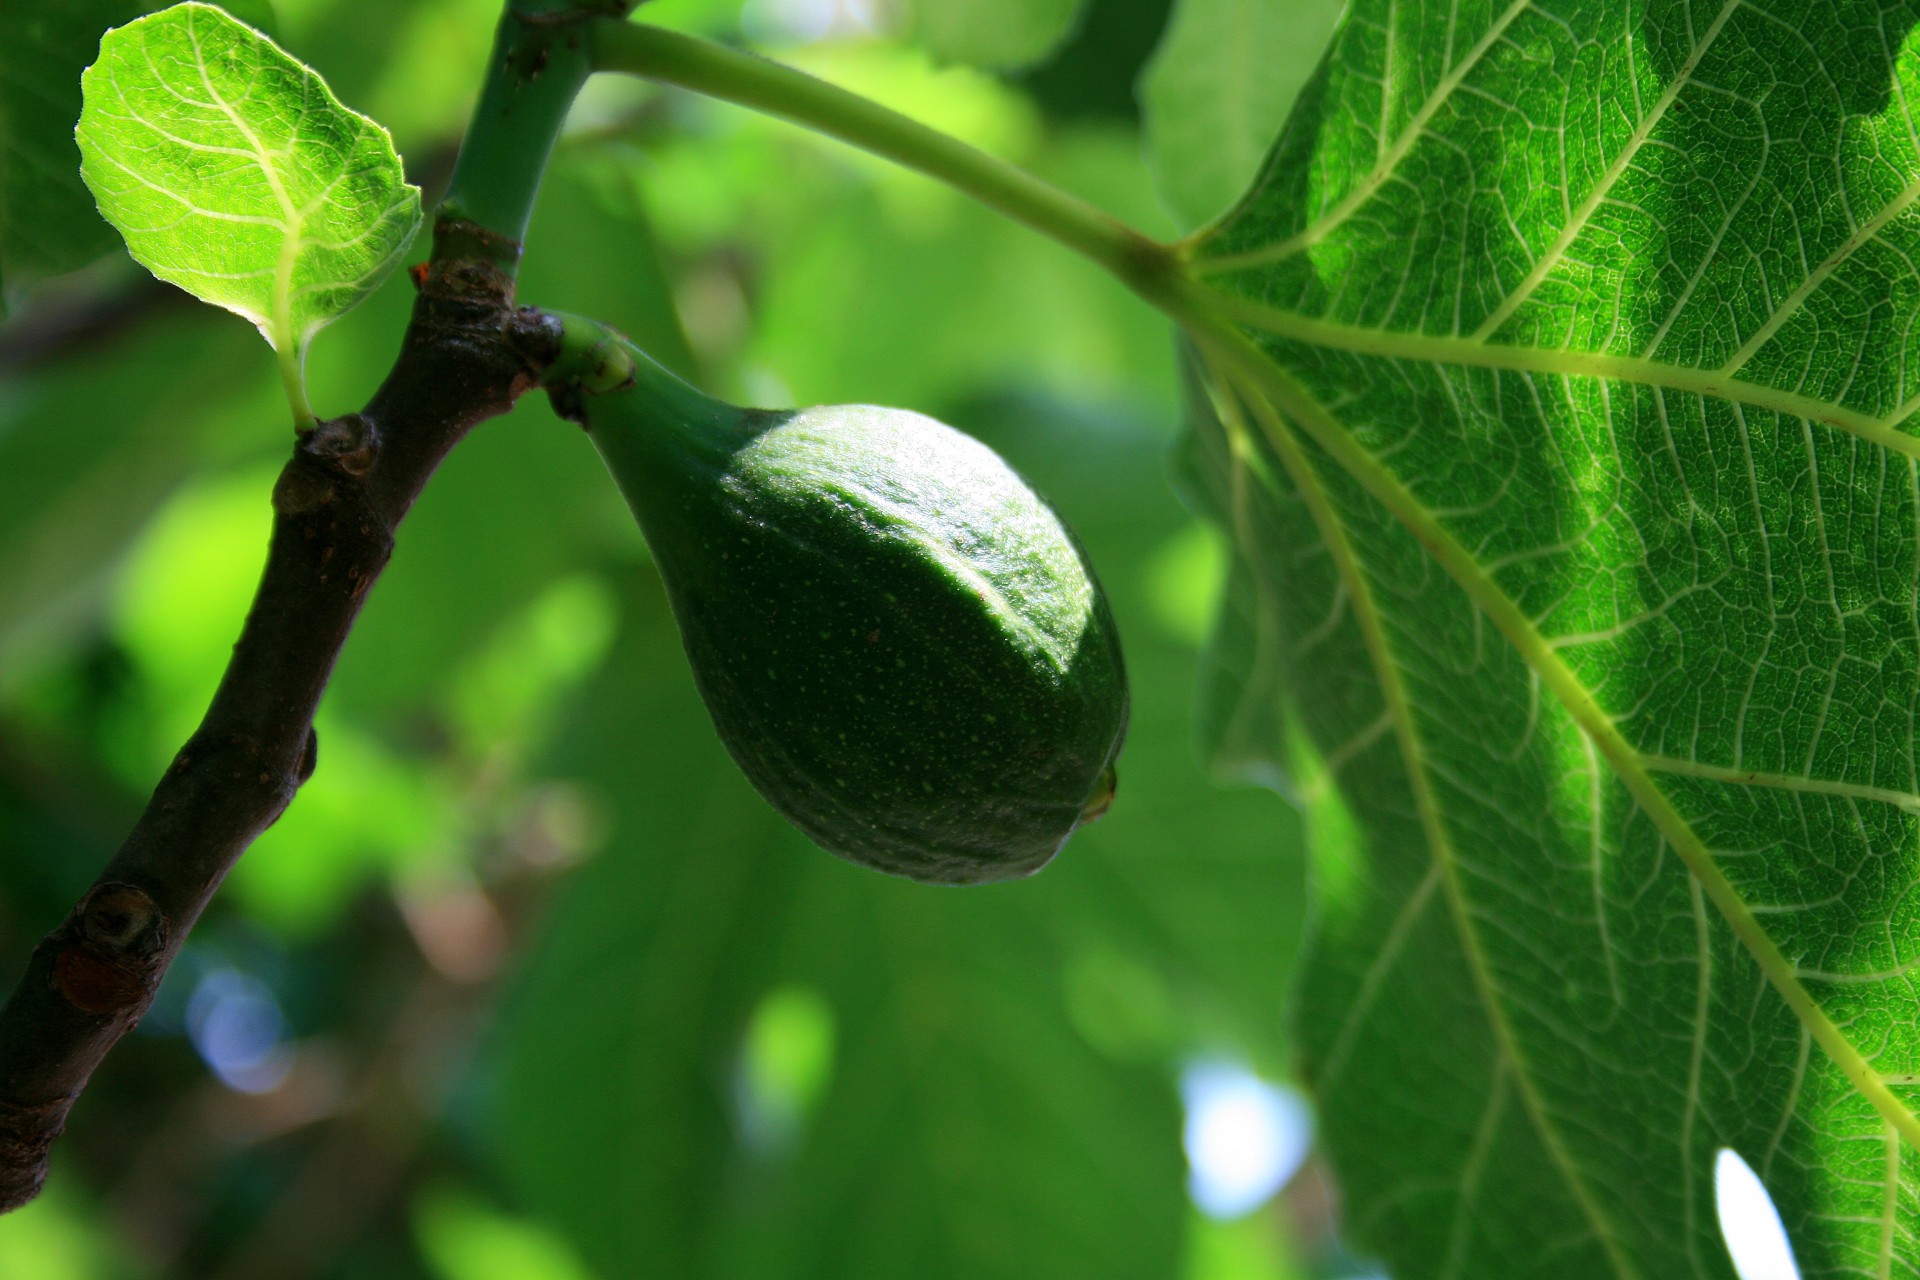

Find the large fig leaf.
[{"left": 1169, "top": 1, "right": 1920, "bottom": 1276}]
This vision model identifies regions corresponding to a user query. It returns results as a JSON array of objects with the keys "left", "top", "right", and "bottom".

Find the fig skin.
[{"left": 573, "top": 339, "right": 1127, "bottom": 885}]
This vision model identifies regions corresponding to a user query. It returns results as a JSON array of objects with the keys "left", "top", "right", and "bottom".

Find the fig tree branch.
[{"left": 0, "top": 0, "right": 616, "bottom": 1214}]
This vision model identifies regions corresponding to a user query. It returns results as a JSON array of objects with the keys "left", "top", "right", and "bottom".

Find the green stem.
[
  {"left": 541, "top": 310, "right": 638, "bottom": 392},
  {"left": 279, "top": 344, "right": 316, "bottom": 433},
  {"left": 438, "top": 4, "right": 601, "bottom": 269},
  {"left": 540, "top": 311, "right": 728, "bottom": 422},
  {"left": 586, "top": 22, "right": 1178, "bottom": 300}
]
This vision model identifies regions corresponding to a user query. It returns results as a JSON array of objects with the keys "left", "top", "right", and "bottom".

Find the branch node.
[
  {"left": 510, "top": 307, "right": 566, "bottom": 391},
  {"left": 426, "top": 217, "right": 523, "bottom": 286},
  {"left": 52, "top": 884, "right": 168, "bottom": 1016},
  {"left": 305, "top": 413, "right": 380, "bottom": 476},
  {"left": 0, "top": 1095, "right": 71, "bottom": 1210},
  {"left": 272, "top": 463, "right": 337, "bottom": 517},
  {"left": 300, "top": 728, "right": 320, "bottom": 783}
]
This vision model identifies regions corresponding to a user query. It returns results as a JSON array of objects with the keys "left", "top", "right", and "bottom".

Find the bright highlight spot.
[
  {"left": 1715, "top": 1148, "right": 1801, "bottom": 1280},
  {"left": 415, "top": 1185, "right": 594, "bottom": 1280},
  {"left": 1181, "top": 1061, "right": 1313, "bottom": 1219},
  {"left": 743, "top": 0, "right": 881, "bottom": 42},
  {"left": 737, "top": 985, "right": 836, "bottom": 1152},
  {"left": 187, "top": 969, "right": 292, "bottom": 1094},
  {"left": 0, "top": 1175, "right": 124, "bottom": 1279},
  {"left": 1143, "top": 521, "right": 1226, "bottom": 648}
]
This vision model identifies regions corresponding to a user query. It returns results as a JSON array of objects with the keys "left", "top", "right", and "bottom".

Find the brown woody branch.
[{"left": 0, "top": 221, "right": 561, "bottom": 1212}]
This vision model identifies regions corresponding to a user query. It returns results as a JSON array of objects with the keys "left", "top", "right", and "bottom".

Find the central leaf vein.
[
  {"left": 1177, "top": 303, "right": 1920, "bottom": 1154},
  {"left": 1211, "top": 349, "right": 1642, "bottom": 1279},
  {"left": 183, "top": 10, "right": 300, "bottom": 352}
]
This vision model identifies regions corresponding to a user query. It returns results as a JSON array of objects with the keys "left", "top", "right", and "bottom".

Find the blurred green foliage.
[
  {"left": 0, "top": 0, "right": 1327, "bottom": 1276},
  {"left": 1138, "top": 0, "right": 1344, "bottom": 231}
]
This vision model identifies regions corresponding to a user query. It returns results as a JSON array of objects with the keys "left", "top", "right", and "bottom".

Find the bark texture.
[{"left": 0, "top": 223, "right": 559, "bottom": 1210}]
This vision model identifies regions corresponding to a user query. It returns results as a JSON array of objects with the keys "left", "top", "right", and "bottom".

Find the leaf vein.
[
  {"left": 1210, "top": 348, "right": 1642, "bottom": 1279},
  {"left": 1181, "top": 306, "right": 1920, "bottom": 1156},
  {"left": 1191, "top": 0, "right": 1535, "bottom": 269},
  {"left": 1194, "top": 282, "right": 1920, "bottom": 452},
  {"left": 1471, "top": 0, "right": 1745, "bottom": 342}
]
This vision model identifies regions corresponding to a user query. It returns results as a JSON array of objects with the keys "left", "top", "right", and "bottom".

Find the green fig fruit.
[{"left": 555, "top": 332, "right": 1127, "bottom": 885}]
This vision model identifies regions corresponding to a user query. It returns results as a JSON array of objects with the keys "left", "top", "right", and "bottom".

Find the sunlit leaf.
[
  {"left": 76, "top": 2, "right": 420, "bottom": 423},
  {"left": 1173, "top": 1, "right": 1920, "bottom": 1274}
]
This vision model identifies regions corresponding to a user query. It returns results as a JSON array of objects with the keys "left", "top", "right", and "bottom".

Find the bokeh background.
[{"left": 0, "top": 0, "right": 1367, "bottom": 1275}]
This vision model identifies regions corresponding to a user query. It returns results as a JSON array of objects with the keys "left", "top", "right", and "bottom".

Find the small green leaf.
[{"left": 76, "top": 2, "right": 421, "bottom": 428}]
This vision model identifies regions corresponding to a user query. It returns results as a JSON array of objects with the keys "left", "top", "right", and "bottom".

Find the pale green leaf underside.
[
  {"left": 903, "top": 0, "right": 1086, "bottom": 70},
  {"left": 1140, "top": 0, "right": 1347, "bottom": 232},
  {"left": 1175, "top": 2, "right": 1920, "bottom": 1277},
  {"left": 75, "top": 2, "right": 419, "bottom": 360}
]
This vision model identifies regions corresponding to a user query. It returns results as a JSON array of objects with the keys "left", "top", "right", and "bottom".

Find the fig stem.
[
  {"left": 541, "top": 313, "right": 733, "bottom": 428},
  {"left": 542, "top": 311, "right": 637, "bottom": 394}
]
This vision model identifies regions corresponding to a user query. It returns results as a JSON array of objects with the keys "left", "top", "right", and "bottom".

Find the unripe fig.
[{"left": 557, "top": 334, "right": 1126, "bottom": 885}]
